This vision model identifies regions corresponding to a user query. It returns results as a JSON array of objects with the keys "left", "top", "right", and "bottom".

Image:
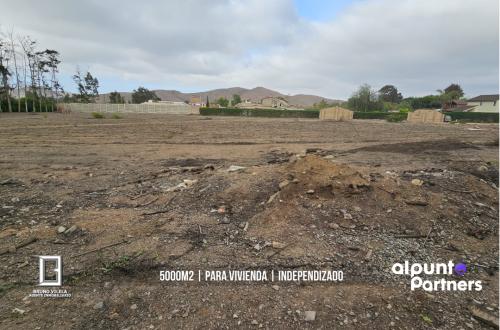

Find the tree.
[
  {"left": 443, "top": 83, "right": 464, "bottom": 99},
  {"left": 73, "top": 69, "right": 99, "bottom": 103},
  {"left": 205, "top": 95, "right": 210, "bottom": 108},
  {"left": 347, "top": 84, "right": 383, "bottom": 112},
  {"left": 131, "top": 87, "right": 159, "bottom": 104},
  {"left": 312, "top": 99, "right": 332, "bottom": 109},
  {"left": 378, "top": 85, "right": 403, "bottom": 103},
  {"left": 19, "top": 36, "right": 37, "bottom": 111},
  {"left": 109, "top": 91, "right": 125, "bottom": 104},
  {"left": 215, "top": 97, "right": 229, "bottom": 107},
  {"left": 44, "top": 49, "right": 61, "bottom": 110},
  {"left": 8, "top": 30, "right": 21, "bottom": 112},
  {"left": 63, "top": 93, "right": 74, "bottom": 103},
  {"left": 231, "top": 94, "right": 241, "bottom": 106},
  {"left": 0, "top": 37, "right": 12, "bottom": 112},
  {"left": 404, "top": 95, "right": 441, "bottom": 109}
]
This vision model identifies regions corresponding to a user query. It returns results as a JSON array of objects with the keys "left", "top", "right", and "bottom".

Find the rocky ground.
[{"left": 0, "top": 112, "right": 498, "bottom": 329}]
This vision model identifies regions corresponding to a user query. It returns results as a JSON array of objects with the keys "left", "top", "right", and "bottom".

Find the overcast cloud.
[{"left": 1, "top": 0, "right": 498, "bottom": 99}]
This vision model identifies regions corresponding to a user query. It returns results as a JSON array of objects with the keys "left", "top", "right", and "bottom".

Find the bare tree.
[
  {"left": 45, "top": 49, "right": 61, "bottom": 111},
  {"left": 20, "top": 36, "right": 37, "bottom": 112},
  {"left": 8, "top": 29, "right": 21, "bottom": 112},
  {"left": 21, "top": 51, "right": 28, "bottom": 112},
  {"left": 0, "top": 37, "right": 13, "bottom": 112}
]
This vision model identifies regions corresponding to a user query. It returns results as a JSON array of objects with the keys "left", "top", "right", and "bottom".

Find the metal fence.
[{"left": 61, "top": 103, "right": 199, "bottom": 115}]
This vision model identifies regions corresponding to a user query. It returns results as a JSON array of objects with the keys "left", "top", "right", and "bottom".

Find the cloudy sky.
[{"left": 1, "top": 0, "right": 498, "bottom": 99}]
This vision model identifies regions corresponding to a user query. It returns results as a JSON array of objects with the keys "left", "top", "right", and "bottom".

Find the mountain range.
[{"left": 98, "top": 87, "right": 342, "bottom": 107}]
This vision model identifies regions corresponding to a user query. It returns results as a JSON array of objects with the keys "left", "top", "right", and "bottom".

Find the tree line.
[
  {"left": 313, "top": 83, "right": 465, "bottom": 112},
  {"left": 0, "top": 29, "right": 62, "bottom": 112}
]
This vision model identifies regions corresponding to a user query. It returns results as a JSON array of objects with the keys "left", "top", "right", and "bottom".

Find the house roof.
[
  {"left": 442, "top": 105, "right": 476, "bottom": 113},
  {"left": 467, "top": 94, "right": 499, "bottom": 102}
]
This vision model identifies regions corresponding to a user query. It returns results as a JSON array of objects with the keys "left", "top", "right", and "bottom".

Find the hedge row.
[
  {"left": 446, "top": 112, "right": 499, "bottom": 123},
  {"left": 353, "top": 112, "right": 391, "bottom": 120},
  {"left": 200, "top": 107, "right": 319, "bottom": 118},
  {"left": 200, "top": 107, "right": 499, "bottom": 123},
  {"left": 1, "top": 98, "right": 55, "bottom": 112}
]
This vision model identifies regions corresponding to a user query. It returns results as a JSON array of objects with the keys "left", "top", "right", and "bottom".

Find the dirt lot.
[{"left": 0, "top": 112, "right": 498, "bottom": 329}]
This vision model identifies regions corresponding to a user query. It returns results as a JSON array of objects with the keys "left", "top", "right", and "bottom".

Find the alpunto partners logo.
[{"left": 391, "top": 261, "right": 482, "bottom": 291}]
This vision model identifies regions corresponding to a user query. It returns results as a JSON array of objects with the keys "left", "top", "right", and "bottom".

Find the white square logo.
[{"left": 38, "top": 256, "right": 62, "bottom": 286}]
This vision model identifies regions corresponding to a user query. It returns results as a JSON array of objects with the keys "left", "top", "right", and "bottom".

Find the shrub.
[
  {"left": 386, "top": 113, "right": 407, "bottom": 122},
  {"left": 91, "top": 112, "right": 105, "bottom": 119},
  {"left": 111, "top": 113, "right": 122, "bottom": 119}
]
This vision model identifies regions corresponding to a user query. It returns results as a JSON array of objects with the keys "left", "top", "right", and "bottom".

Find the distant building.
[
  {"left": 467, "top": 94, "right": 499, "bottom": 113},
  {"left": 189, "top": 96, "right": 206, "bottom": 107},
  {"left": 261, "top": 96, "right": 289, "bottom": 108},
  {"left": 442, "top": 100, "right": 474, "bottom": 112}
]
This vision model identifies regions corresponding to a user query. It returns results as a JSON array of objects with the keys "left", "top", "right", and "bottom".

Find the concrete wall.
[
  {"left": 319, "top": 107, "right": 353, "bottom": 121},
  {"left": 407, "top": 109, "right": 444, "bottom": 123},
  {"left": 61, "top": 103, "right": 199, "bottom": 114},
  {"left": 468, "top": 101, "right": 499, "bottom": 113}
]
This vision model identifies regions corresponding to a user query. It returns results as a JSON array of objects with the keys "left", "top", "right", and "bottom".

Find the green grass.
[
  {"left": 91, "top": 112, "right": 105, "bottom": 119},
  {"left": 111, "top": 113, "right": 123, "bottom": 119}
]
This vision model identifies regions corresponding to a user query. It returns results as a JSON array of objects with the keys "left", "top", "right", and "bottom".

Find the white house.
[{"left": 467, "top": 94, "right": 499, "bottom": 113}]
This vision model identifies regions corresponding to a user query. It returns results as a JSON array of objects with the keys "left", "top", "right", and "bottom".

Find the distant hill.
[{"left": 98, "top": 87, "right": 342, "bottom": 107}]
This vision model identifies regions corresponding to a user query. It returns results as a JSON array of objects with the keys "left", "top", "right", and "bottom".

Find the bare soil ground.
[{"left": 0, "top": 112, "right": 498, "bottom": 329}]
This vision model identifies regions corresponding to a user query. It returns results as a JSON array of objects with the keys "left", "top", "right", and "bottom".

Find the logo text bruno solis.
[{"left": 391, "top": 261, "right": 482, "bottom": 291}]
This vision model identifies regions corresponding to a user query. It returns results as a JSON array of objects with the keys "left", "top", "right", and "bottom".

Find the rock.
[
  {"left": 12, "top": 307, "right": 25, "bottom": 315},
  {"left": 364, "top": 249, "right": 373, "bottom": 261},
  {"left": 477, "top": 165, "right": 488, "bottom": 172},
  {"left": 292, "top": 178, "right": 300, "bottom": 183},
  {"left": 272, "top": 241, "right": 286, "bottom": 249},
  {"left": 65, "top": 225, "right": 78, "bottom": 235},
  {"left": 329, "top": 223, "right": 340, "bottom": 229},
  {"left": 93, "top": 301, "right": 104, "bottom": 310},
  {"left": 279, "top": 180, "right": 290, "bottom": 190},
  {"left": 57, "top": 226, "right": 67, "bottom": 233},
  {"left": 469, "top": 305, "right": 499, "bottom": 328},
  {"left": 217, "top": 206, "right": 226, "bottom": 214},
  {"left": 411, "top": 179, "right": 423, "bottom": 186},
  {"left": 271, "top": 285, "right": 280, "bottom": 291},
  {"left": 340, "top": 209, "right": 353, "bottom": 220},
  {"left": 251, "top": 320, "right": 259, "bottom": 325},
  {"left": 267, "top": 191, "right": 280, "bottom": 204},
  {"left": 11, "top": 197, "right": 20, "bottom": 203},
  {"left": 204, "top": 164, "right": 215, "bottom": 170},
  {"left": 304, "top": 311, "right": 316, "bottom": 321},
  {"left": 353, "top": 206, "right": 361, "bottom": 212},
  {"left": 183, "top": 179, "right": 198, "bottom": 187},
  {"left": 220, "top": 216, "right": 231, "bottom": 224},
  {"left": 227, "top": 165, "right": 246, "bottom": 172},
  {"left": 166, "top": 182, "right": 187, "bottom": 192},
  {"left": 306, "top": 189, "right": 315, "bottom": 194},
  {"left": 130, "top": 304, "right": 138, "bottom": 310}
]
